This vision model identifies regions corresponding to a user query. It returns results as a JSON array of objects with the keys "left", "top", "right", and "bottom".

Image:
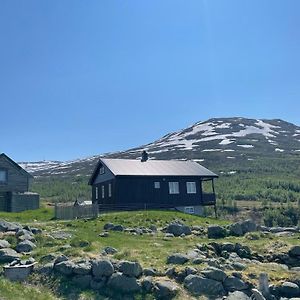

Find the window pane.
[
  {"left": 169, "top": 182, "right": 179, "bottom": 194},
  {"left": 108, "top": 184, "right": 112, "bottom": 197},
  {"left": 102, "top": 186, "right": 105, "bottom": 198},
  {"left": 154, "top": 182, "right": 160, "bottom": 189},
  {"left": 95, "top": 187, "right": 98, "bottom": 199},
  {"left": 0, "top": 170, "right": 7, "bottom": 183},
  {"left": 187, "top": 182, "right": 196, "bottom": 194}
]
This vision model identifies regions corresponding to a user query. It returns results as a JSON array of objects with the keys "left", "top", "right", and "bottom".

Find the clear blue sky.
[{"left": 1, "top": 0, "right": 299, "bottom": 161}]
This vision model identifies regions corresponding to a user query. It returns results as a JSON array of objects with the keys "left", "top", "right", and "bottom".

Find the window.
[
  {"left": 99, "top": 166, "right": 105, "bottom": 175},
  {"left": 0, "top": 170, "right": 7, "bottom": 184},
  {"left": 102, "top": 186, "right": 105, "bottom": 198},
  {"left": 95, "top": 187, "right": 98, "bottom": 200},
  {"left": 168, "top": 182, "right": 179, "bottom": 194},
  {"left": 186, "top": 182, "right": 196, "bottom": 194},
  {"left": 154, "top": 182, "right": 160, "bottom": 189},
  {"left": 184, "top": 206, "right": 195, "bottom": 214},
  {"left": 108, "top": 183, "right": 112, "bottom": 197}
]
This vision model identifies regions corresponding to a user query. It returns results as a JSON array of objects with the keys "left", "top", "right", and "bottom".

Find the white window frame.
[
  {"left": 0, "top": 169, "right": 7, "bottom": 184},
  {"left": 99, "top": 166, "right": 105, "bottom": 175},
  {"left": 184, "top": 206, "right": 195, "bottom": 214},
  {"left": 102, "top": 186, "right": 105, "bottom": 199},
  {"left": 186, "top": 182, "right": 196, "bottom": 194},
  {"left": 108, "top": 183, "right": 112, "bottom": 197},
  {"left": 95, "top": 187, "right": 98, "bottom": 200},
  {"left": 154, "top": 182, "right": 160, "bottom": 189},
  {"left": 168, "top": 182, "right": 179, "bottom": 194}
]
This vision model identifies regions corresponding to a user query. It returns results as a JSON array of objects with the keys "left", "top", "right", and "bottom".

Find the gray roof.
[{"left": 100, "top": 158, "right": 218, "bottom": 177}]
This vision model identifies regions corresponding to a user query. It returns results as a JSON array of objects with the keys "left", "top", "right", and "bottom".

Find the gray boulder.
[
  {"left": 0, "top": 248, "right": 20, "bottom": 263},
  {"left": 54, "top": 260, "right": 75, "bottom": 275},
  {"left": 38, "top": 263, "right": 54, "bottom": 275},
  {"left": 289, "top": 246, "right": 300, "bottom": 258},
  {"left": 251, "top": 289, "right": 266, "bottom": 300},
  {"left": 0, "top": 220, "right": 22, "bottom": 232},
  {"left": 72, "top": 274, "right": 92, "bottom": 289},
  {"left": 92, "top": 259, "right": 114, "bottom": 278},
  {"left": 278, "top": 282, "right": 300, "bottom": 298},
  {"left": 90, "top": 278, "right": 106, "bottom": 290},
  {"left": 154, "top": 280, "right": 179, "bottom": 299},
  {"left": 222, "top": 242, "right": 236, "bottom": 252},
  {"left": 15, "top": 240, "right": 36, "bottom": 253},
  {"left": 0, "top": 240, "right": 11, "bottom": 249},
  {"left": 208, "top": 225, "right": 227, "bottom": 239},
  {"left": 103, "top": 223, "right": 115, "bottom": 230},
  {"left": 112, "top": 224, "right": 124, "bottom": 231},
  {"left": 201, "top": 267, "right": 227, "bottom": 282},
  {"left": 54, "top": 255, "right": 69, "bottom": 264},
  {"left": 229, "top": 223, "right": 244, "bottom": 236},
  {"left": 223, "top": 276, "right": 248, "bottom": 292},
  {"left": 143, "top": 268, "right": 157, "bottom": 276},
  {"left": 167, "top": 253, "right": 189, "bottom": 265},
  {"left": 226, "top": 291, "right": 250, "bottom": 299},
  {"left": 166, "top": 223, "right": 191, "bottom": 237},
  {"left": 107, "top": 272, "right": 140, "bottom": 293},
  {"left": 102, "top": 246, "right": 118, "bottom": 255},
  {"left": 184, "top": 274, "right": 226, "bottom": 296},
  {"left": 141, "top": 276, "right": 155, "bottom": 292},
  {"left": 119, "top": 260, "right": 143, "bottom": 277},
  {"left": 241, "top": 219, "right": 257, "bottom": 234},
  {"left": 73, "top": 262, "right": 91, "bottom": 275}
]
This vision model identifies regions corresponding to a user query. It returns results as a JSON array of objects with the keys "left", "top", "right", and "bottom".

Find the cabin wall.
[
  {"left": 92, "top": 179, "right": 116, "bottom": 205},
  {"left": 0, "top": 156, "right": 29, "bottom": 193}
]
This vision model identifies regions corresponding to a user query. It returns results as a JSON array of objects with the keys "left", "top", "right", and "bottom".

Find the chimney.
[{"left": 141, "top": 150, "right": 149, "bottom": 162}]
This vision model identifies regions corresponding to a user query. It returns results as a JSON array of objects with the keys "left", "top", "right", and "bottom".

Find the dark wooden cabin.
[
  {"left": 89, "top": 154, "right": 218, "bottom": 215},
  {"left": 0, "top": 153, "right": 39, "bottom": 212}
]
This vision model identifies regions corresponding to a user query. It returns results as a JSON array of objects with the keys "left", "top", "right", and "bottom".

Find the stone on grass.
[
  {"left": 223, "top": 276, "right": 248, "bottom": 292},
  {"left": 141, "top": 277, "right": 155, "bottom": 292},
  {"left": 229, "top": 223, "right": 244, "bottom": 236},
  {"left": 278, "top": 282, "right": 300, "bottom": 298},
  {"left": 15, "top": 240, "right": 36, "bottom": 253},
  {"left": 38, "top": 263, "right": 54, "bottom": 275},
  {"left": 201, "top": 267, "right": 227, "bottom": 282},
  {"left": 154, "top": 280, "right": 179, "bottom": 299},
  {"left": 251, "top": 288, "right": 266, "bottom": 300},
  {"left": 102, "top": 246, "right": 118, "bottom": 255},
  {"left": 90, "top": 278, "right": 106, "bottom": 290},
  {"left": 184, "top": 274, "right": 226, "bottom": 297},
  {"left": 241, "top": 219, "right": 257, "bottom": 234},
  {"left": 0, "top": 248, "right": 20, "bottom": 263},
  {"left": 227, "top": 291, "right": 250, "bottom": 300},
  {"left": 166, "top": 223, "right": 191, "bottom": 237},
  {"left": 73, "top": 262, "right": 91, "bottom": 275},
  {"left": 3, "top": 263, "right": 35, "bottom": 281},
  {"left": 54, "top": 260, "right": 75, "bottom": 276},
  {"left": 119, "top": 261, "right": 143, "bottom": 277},
  {"left": 54, "top": 255, "right": 69, "bottom": 265},
  {"left": 167, "top": 253, "right": 189, "bottom": 265},
  {"left": 72, "top": 274, "right": 92, "bottom": 289},
  {"left": 103, "top": 223, "right": 115, "bottom": 230},
  {"left": 207, "top": 225, "right": 227, "bottom": 239},
  {"left": 107, "top": 272, "right": 140, "bottom": 293},
  {"left": 143, "top": 268, "right": 157, "bottom": 276},
  {"left": 289, "top": 246, "right": 300, "bottom": 258},
  {"left": 0, "top": 240, "right": 11, "bottom": 249},
  {"left": 92, "top": 259, "right": 114, "bottom": 278}
]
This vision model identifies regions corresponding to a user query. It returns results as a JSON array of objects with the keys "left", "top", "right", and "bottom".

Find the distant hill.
[{"left": 20, "top": 117, "right": 300, "bottom": 178}]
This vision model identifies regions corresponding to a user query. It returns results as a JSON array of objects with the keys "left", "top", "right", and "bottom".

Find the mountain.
[{"left": 20, "top": 117, "right": 300, "bottom": 178}]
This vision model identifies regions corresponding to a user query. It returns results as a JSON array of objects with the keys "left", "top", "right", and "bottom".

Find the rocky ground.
[{"left": 1, "top": 212, "right": 300, "bottom": 299}]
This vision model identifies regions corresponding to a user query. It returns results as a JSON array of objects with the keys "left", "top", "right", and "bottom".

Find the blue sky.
[{"left": 1, "top": 0, "right": 299, "bottom": 161}]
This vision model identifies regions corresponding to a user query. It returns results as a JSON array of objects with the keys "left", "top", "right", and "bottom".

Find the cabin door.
[{"left": 0, "top": 192, "right": 9, "bottom": 212}]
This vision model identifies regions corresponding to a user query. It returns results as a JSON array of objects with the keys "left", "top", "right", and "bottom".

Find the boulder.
[
  {"left": 223, "top": 276, "right": 249, "bottom": 292},
  {"left": 31, "top": 227, "right": 42, "bottom": 234},
  {"left": 222, "top": 242, "right": 236, "bottom": 252},
  {"left": 102, "top": 246, "right": 118, "bottom": 255},
  {"left": 229, "top": 223, "right": 244, "bottom": 236},
  {"left": 38, "top": 263, "right": 54, "bottom": 275},
  {"left": 0, "top": 220, "right": 22, "bottom": 232},
  {"left": 289, "top": 246, "right": 300, "bottom": 258},
  {"left": 141, "top": 276, "right": 155, "bottom": 292},
  {"left": 166, "top": 223, "right": 191, "bottom": 237},
  {"left": 112, "top": 225, "right": 124, "bottom": 231},
  {"left": 278, "top": 282, "right": 300, "bottom": 298},
  {"left": 201, "top": 267, "right": 227, "bottom": 282},
  {"left": 73, "top": 262, "right": 91, "bottom": 275},
  {"left": 0, "top": 240, "right": 11, "bottom": 249},
  {"left": 226, "top": 291, "right": 250, "bottom": 299},
  {"left": 72, "top": 275, "right": 92, "bottom": 289},
  {"left": 90, "top": 278, "right": 106, "bottom": 290},
  {"left": 232, "top": 262, "right": 247, "bottom": 271},
  {"left": 0, "top": 248, "right": 20, "bottom": 263},
  {"left": 107, "top": 272, "right": 140, "bottom": 293},
  {"left": 119, "top": 261, "right": 143, "bottom": 278},
  {"left": 92, "top": 259, "right": 114, "bottom": 278},
  {"left": 3, "top": 263, "right": 35, "bottom": 282},
  {"left": 184, "top": 274, "right": 226, "bottom": 297},
  {"left": 54, "top": 255, "right": 69, "bottom": 265},
  {"left": 143, "top": 268, "right": 157, "bottom": 276},
  {"left": 103, "top": 223, "right": 115, "bottom": 230},
  {"left": 251, "top": 288, "right": 266, "bottom": 300},
  {"left": 241, "top": 219, "right": 257, "bottom": 234},
  {"left": 54, "top": 260, "right": 75, "bottom": 276},
  {"left": 167, "top": 253, "right": 189, "bottom": 265},
  {"left": 207, "top": 225, "right": 227, "bottom": 239},
  {"left": 15, "top": 240, "right": 36, "bottom": 253},
  {"left": 235, "top": 243, "right": 252, "bottom": 259},
  {"left": 154, "top": 280, "right": 179, "bottom": 299}
]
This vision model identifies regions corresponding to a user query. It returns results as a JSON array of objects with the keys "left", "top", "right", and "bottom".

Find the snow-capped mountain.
[{"left": 20, "top": 117, "right": 300, "bottom": 178}]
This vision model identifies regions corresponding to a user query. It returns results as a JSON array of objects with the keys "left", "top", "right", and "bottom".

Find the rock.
[
  {"left": 201, "top": 267, "right": 227, "bottom": 282},
  {"left": 0, "top": 240, "right": 11, "bottom": 249},
  {"left": 165, "top": 233, "right": 175, "bottom": 238},
  {"left": 107, "top": 272, "right": 140, "bottom": 293},
  {"left": 141, "top": 276, "right": 154, "bottom": 292},
  {"left": 3, "top": 263, "right": 35, "bottom": 281},
  {"left": 112, "top": 225, "right": 124, "bottom": 231},
  {"left": 0, "top": 248, "right": 20, "bottom": 263},
  {"left": 38, "top": 263, "right": 54, "bottom": 275},
  {"left": 235, "top": 243, "right": 252, "bottom": 259},
  {"left": 15, "top": 240, "right": 36, "bottom": 253},
  {"left": 92, "top": 259, "right": 114, "bottom": 278},
  {"left": 99, "top": 232, "right": 109, "bottom": 237},
  {"left": 184, "top": 274, "right": 226, "bottom": 296},
  {"left": 232, "top": 262, "right": 247, "bottom": 271},
  {"left": 223, "top": 276, "right": 249, "bottom": 292},
  {"left": 149, "top": 225, "right": 157, "bottom": 232},
  {"left": 72, "top": 275, "right": 92, "bottom": 289},
  {"left": 241, "top": 219, "right": 257, "bottom": 234},
  {"left": 54, "top": 260, "right": 75, "bottom": 275},
  {"left": 278, "top": 282, "right": 300, "bottom": 297},
  {"left": 54, "top": 255, "right": 69, "bottom": 265},
  {"left": 119, "top": 261, "right": 143, "bottom": 277},
  {"left": 18, "top": 234, "right": 36, "bottom": 242},
  {"left": 154, "top": 280, "right": 179, "bottom": 299},
  {"left": 102, "top": 246, "right": 118, "bottom": 255},
  {"left": 208, "top": 225, "right": 227, "bottom": 239},
  {"left": 187, "top": 249, "right": 200, "bottom": 259},
  {"left": 73, "top": 262, "right": 91, "bottom": 275},
  {"left": 103, "top": 223, "right": 115, "bottom": 230},
  {"left": 226, "top": 291, "right": 250, "bottom": 299},
  {"left": 229, "top": 223, "right": 244, "bottom": 236},
  {"left": 90, "top": 278, "right": 106, "bottom": 290},
  {"left": 222, "top": 242, "right": 236, "bottom": 252},
  {"left": 167, "top": 253, "right": 189, "bottom": 265},
  {"left": 251, "top": 288, "right": 266, "bottom": 300},
  {"left": 0, "top": 220, "right": 22, "bottom": 232},
  {"left": 31, "top": 227, "right": 42, "bottom": 234},
  {"left": 289, "top": 246, "right": 300, "bottom": 258},
  {"left": 143, "top": 268, "right": 157, "bottom": 276},
  {"left": 166, "top": 223, "right": 191, "bottom": 237}
]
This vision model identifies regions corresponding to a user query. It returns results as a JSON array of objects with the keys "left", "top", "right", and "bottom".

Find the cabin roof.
[
  {"left": 89, "top": 158, "right": 218, "bottom": 184},
  {"left": 0, "top": 153, "right": 33, "bottom": 178}
]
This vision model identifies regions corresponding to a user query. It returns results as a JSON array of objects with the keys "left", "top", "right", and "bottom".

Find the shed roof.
[
  {"left": 89, "top": 158, "right": 217, "bottom": 184},
  {"left": 0, "top": 153, "right": 33, "bottom": 178}
]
